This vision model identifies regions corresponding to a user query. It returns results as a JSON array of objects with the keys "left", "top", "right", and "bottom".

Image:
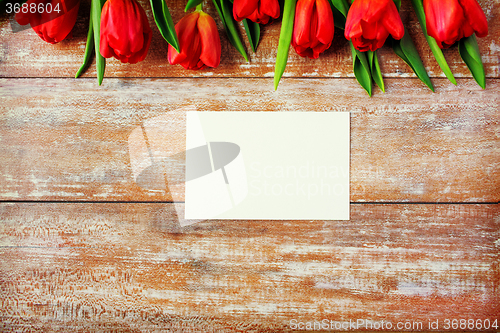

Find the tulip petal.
[
  {"left": 100, "top": 0, "right": 152, "bottom": 63},
  {"left": 128, "top": 30, "right": 152, "bottom": 64},
  {"left": 185, "top": 32, "right": 204, "bottom": 69},
  {"left": 169, "top": 11, "right": 221, "bottom": 70},
  {"left": 198, "top": 12, "right": 221, "bottom": 68},
  {"left": 345, "top": 0, "right": 401, "bottom": 51},
  {"left": 457, "top": 0, "right": 488, "bottom": 37},
  {"left": 168, "top": 12, "right": 200, "bottom": 65},
  {"left": 380, "top": 0, "right": 404, "bottom": 39},
  {"left": 315, "top": 0, "right": 334, "bottom": 44},
  {"left": 233, "top": 0, "right": 279, "bottom": 23},
  {"left": 15, "top": 0, "right": 37, "bottom": 26},
  {"left": 351, "top": 0, "right": 385, "bottom": 24},
  {"left": 360, "top": 20, "right": 377, "bottom": 40},
  {"left": 309, "top": 6, "right": 319, "bottom": 49},
  {"left": 345, "top": 20, "right": 362, "bottom": 39},
  {"left": 293, "top": 0, "right": 314, "bottom": 46},
  {"left": 233, "top": 0, "right": 259, "bottom": 21},
  {"left": 17, "top": 0, "right": 80, "bottom": 44},
  {"left": 292, "top": 0, "right": 333, "bottom": 59},
  {"left": 260, "top": 0, "right": 280, "bottom": 21},
  {"left": 374, "top": 25, "right": 390, "bottom": 50},
  {"left": 424, "top": 0, "right": 464, "bottom": 48}
]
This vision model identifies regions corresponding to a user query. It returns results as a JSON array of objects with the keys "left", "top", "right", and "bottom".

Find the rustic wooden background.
[{"left": 0, "top": 0, "right": 499, "bottom": 331}]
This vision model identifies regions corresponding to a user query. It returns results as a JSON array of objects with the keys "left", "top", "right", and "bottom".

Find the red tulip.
[
  {"left": 233, "top": 0, "right": 280, "bottom": 24},
  {"left": 292, "top": 0, "right": 334, "bottom": 59},
  {"left": 168, "top": 12, "right": 221, "bottom": 70},
  {"left": 100, "top": 0, "right": 152, "bottom": 64},
  {"left": 424, "top": 0, "right": 488, "bottom": 49},
  {"left": 344, "top": 0, "right": 404, "bottom": 52},
  {"left": 15, "top": 0, "right": 80, "bottom": 44}
]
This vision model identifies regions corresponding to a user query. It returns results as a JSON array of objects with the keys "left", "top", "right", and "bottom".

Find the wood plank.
[
  {"left": 1, "top": 78, "right": 498, "bottom": 202},
  {"left": 0, "top": 0, "right": 499, "bottom": 78},
  {"left": 0, "top": 203, "right": 498, "bottom": 331}
]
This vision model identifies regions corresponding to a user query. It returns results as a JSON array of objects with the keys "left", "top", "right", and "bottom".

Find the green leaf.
[
  {"left": 350, "top": 42, "right": 372, "bottom": 96},
  {"left": 91, "top": 0, "right": 106, "bottom": 85},
  {"left": 150, "top": 0, "right": 180, "bottom": 52},
  {"left": 242, "top": 19, "right": 260, "bottom": 53},
  {"left": 459, "top": 34, "right": 485, "bottom": 89},
  {"left": 75, "top": 14, "right": 95, "bottom": 79},
  {"left": 392, "top": 37, "right": 408, "bottom": 61},
  {"left": 329, "top": 3, "right": 346, "bottom": 29},
  {"left": 410, "top": 0, "right": 456, "bottom": 85},
  {"left": 392, "top": 31, "right": 434, "bottom": 91},
  {"left": 328, "top": 0, "right": 348, "bottom": 29},
  {"left": 221, "top": 0, "right": 249, "bottom": 61},
  {"left": 274, "top": 0, "right": 296, "bottom": 91},
  {"left": 184, "top": 0, "right": 203, "bottom": 11},
  {"left": 329, "top": 0, "right": 349, "bottom": 17},
  {"left": 393, "top": 0, "right": 401, "bottom": 10},
  {"left": 212, "top": 0, "right": 225, "bottom": 20},
  {"left": 212, "top": 0, "right": 249, "bottom": 61},
  {"left": 461, "top": 33, "right": 482, "bottom": 64},
  {"left": 368, "top": 50, "right": 384, "bottom": 92}
]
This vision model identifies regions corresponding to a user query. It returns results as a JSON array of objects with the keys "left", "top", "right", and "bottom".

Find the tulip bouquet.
[
  {"left": 274, "top": 0, "right": 434, "bottom": 94},
  {"left": 411, "top": 0, "right": 489, "bottom": 88},
  {"left": 275, "top": 0, "right": 489, "bottom": 93},
  {"left": 73, "top": 0, "right": 179, "bottom": 84},
  {"left": 10, "top": 0, "right": 488, "bottom": 91},
  {"left": 75, "top": 0, "right": 268, "bottom": 82}
]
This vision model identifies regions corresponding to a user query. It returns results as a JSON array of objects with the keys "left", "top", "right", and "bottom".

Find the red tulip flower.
[
  {"left": 15, "top": 0, "right": 80, "bottom": 44},
  {"left": 344, "top": 0, "right": 404, "bottom": 52},
  {"left": 292, "top": 0, "right": 334, "bottom": 59},
  {"left": 168, "top": 11, "right": 221, "bottom": 70},
  {"left": 423, "top": 0, "right": 488, "bottom": 49},
  {"left": 100, "top": 0, "right": 152, "bottom": 64},
  {"left": 233, "top": 0, "right": 280, "bottom": 24}
]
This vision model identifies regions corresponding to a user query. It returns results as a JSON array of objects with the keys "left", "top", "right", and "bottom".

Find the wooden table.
[{"left": 1, "top": 0, "right": 499, "bottom": 331}]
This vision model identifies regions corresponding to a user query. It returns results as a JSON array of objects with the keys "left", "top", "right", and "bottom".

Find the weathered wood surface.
[
  {"left": 0, "top": 78, "right": 498, "bottom": 202},
  {"left": 1, "top": 0, "right": 499, "bottom": 330},
  {"left": 0, "top": 0, "right": 499, "bottom": 79},
  {"left": 0, "top": 203, "right": 498, "bottom": 332}
]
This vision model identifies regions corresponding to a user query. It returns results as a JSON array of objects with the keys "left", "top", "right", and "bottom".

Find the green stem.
[
  {"left": 151, "top": 0, "right": 180, "bottom": 52},
  {"left": 75, "top": 14, "right": 94, "bottom": 78},
  {"left": 410, "top": 0, "right": 456, "bottom": 85},
  {"left": 91, "top": 0, "right": 106, "bottom": 85},
  {"left": 196, "top": 3, "right": 203, "bottom": 11},
  {"left": 220, "top": 0, "right": 249, "bottom": 61},
  {"left": 274, "top": 0, "right": 296, "bottom": 90}
]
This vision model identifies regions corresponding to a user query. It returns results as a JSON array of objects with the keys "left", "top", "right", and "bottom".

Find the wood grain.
[
  {"left": 0, "top": 78, "right": 498, "bottom": 202},
  {"left": 0, "top": 0, "right": 498, "bottom": 79},
  {"left": 0, "top": 203, "right": 498, "bottom": 332},
  {"left": 1, "top": 0, "right": 499, "bottom": 330}
]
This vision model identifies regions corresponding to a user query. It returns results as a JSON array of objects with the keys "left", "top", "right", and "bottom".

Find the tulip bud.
[
  {"left": 100, "top": 0, "right": 153, "bottom": 64},
  {"left": 344, "top": 0, "right": 404, "bottom": 52},
  {"left": 423, "top": 0, "right": 488, "bottom": 48},
  {"left": 233, "top": 0, "right": 280, "bottom": 24},
  {"left": 292, "top": 0, "right": 334, "bottom": 59},
  {"left": 168, "top": 11, "right": 221, "bottom": 70},
  {"left": 15, "top": 0, "right": 80, "bottom": 44}
]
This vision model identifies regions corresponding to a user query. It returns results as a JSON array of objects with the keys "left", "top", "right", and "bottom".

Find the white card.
[{"left": 185, "top": 112, "right": 350, "bottom": 220}]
